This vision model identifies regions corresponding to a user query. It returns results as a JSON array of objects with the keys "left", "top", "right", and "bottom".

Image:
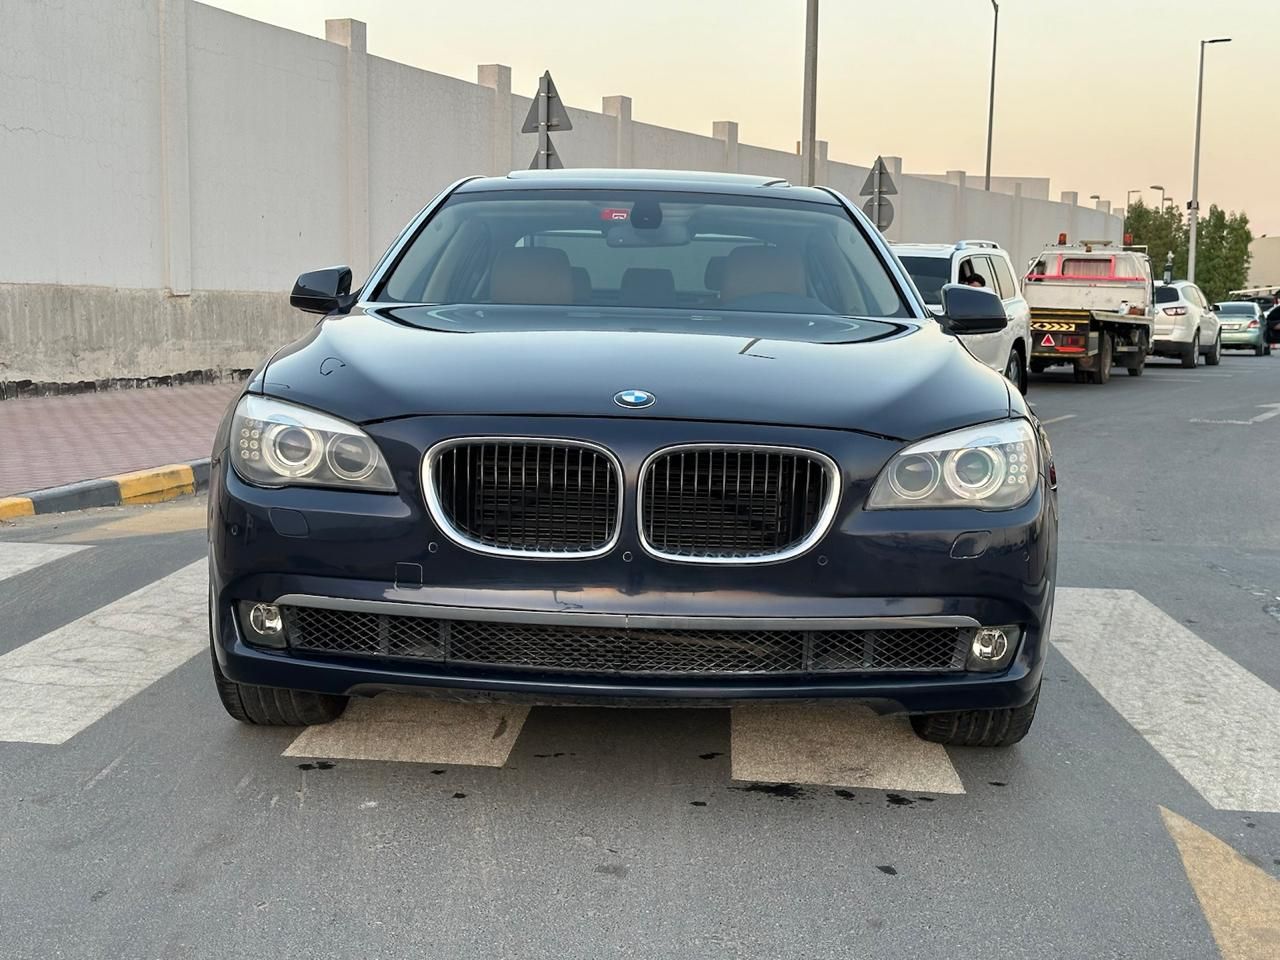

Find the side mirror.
[
  {"left": 1210, "top": 303, "right": 1222, "bottom": 313},
  {"left": 940, "top": 283, "right": 1008, "bottom": 335},
  {"left": 290, "top": 266, "right": 355, "bottom": 314}
]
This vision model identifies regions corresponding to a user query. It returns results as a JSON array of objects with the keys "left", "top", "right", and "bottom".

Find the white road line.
[
  {"left": 730, "top": 703, "right": 965, "bottom": 794},
  {"left": 0, "top": 560, "right": 206, "bottom": 745},
  {"left": 284, "top": 695, "right": 530, "bottom": 767},
  {"left": 0, "top": 542, "right": 89, "bottom": 584},
  {"left": 1189, "top": 403, "right": 1280, "bottom": 426},
  {"left": 1038, "top": 414, "right": 1077, "bottom": 426},
  {"left": 1052, "top": 587, "right": 1280, "bottom": 813}
]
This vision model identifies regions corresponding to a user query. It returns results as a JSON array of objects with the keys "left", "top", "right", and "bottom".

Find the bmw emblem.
[{"left": 614, "top": 389, "right": 655, "bottom": 409}]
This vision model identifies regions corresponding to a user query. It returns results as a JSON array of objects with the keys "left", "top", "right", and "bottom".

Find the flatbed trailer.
[{"left": 1024, "top": 241, "right": 1156, "bottom": 384}]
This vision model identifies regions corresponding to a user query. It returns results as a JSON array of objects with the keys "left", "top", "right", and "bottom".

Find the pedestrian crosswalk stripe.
[
  {"left": 730, "top": 703, "right": 965, "bottom": 793},
  {"left": 0, "top": 542, "right": 89, "bottom": 584},
  {"left": 1052, "top": 588, "right": 1280, "bottom": 813},
  {"left": 0, "top": 560, "right": 206, "bottom": 745},
  {"left": 284, "top": 695, "right": 530, "bottom": 767}
]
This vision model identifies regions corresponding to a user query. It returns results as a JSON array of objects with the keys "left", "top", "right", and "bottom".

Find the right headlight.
[
  {"left": 229, "top": 395, "right": 395, "bottom": 492},
  {"left": 867, "top": 419, "right": 1038, "bottom": 510}
]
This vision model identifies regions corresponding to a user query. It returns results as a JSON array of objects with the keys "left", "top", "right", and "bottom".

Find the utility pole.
[
  {"left": 800, "top": 0, "right": 819, "bottom": 186},
  {"left": 984, "top": 0, "right": 999, "bottom": 190},
  {"left": 1187, "top": 37, "right": 1230, "bottom": 282}
]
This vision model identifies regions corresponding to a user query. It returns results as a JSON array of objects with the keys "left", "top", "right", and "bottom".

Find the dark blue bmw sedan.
[{"left": 209, "top": 170, "right": 1057, "bottom": 747}]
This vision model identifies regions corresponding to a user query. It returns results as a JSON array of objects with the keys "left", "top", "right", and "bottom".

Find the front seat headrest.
[{"left": 489, "top": 247, "right": 574, "bottom": 305}]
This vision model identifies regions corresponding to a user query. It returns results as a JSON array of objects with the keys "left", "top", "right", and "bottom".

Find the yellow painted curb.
[
  {"left": 0, "top": 497, "right": 36, "bottom": 520},
  {"left": 115, "top": 464, "right": 197, "bottom": 505}
]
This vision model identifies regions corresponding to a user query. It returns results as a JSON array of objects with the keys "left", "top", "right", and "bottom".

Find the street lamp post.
[
  {"left": 800, "top": 0, "right": 819, "bottom": 187},
  {"left": 1187, "top": 37, "right": 1231, "bottom": 283},
  {"left": 1150, "top": 184, "right": 1167, "bottom": 210},
  {"left": 984, "top": 0, "right": 999, "bottom": 190}
]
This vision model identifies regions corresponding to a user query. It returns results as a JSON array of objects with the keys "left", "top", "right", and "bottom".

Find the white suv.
[
  {"left": 892, "top": 241, "right": 1032, "bottom": 393},
  {"left": 1153, "top": 280, "right": 1221, "bottom": 367}
]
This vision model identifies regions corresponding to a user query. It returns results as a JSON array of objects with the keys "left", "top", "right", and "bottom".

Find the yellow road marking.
[
  {"left": 0, "top": 497, "right": 35, "bottom": 521},
  {"left": 284, "top": 696, "right": 531, "bottom": 767},
  {"left": 115, "top": 464, "right": 196, "bottom": 505},
  {"left": 1160, "top": 807, "right": 1280, "bottom": 959},
  {"left": 55, "top": 501, "right": 207, "bottom": 542}
]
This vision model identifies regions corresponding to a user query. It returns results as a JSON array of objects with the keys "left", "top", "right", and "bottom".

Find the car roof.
[
  {"left": 454, "top": 168, "right": 840, "bottom": 204},
  {"left": 892, "top": 242, "right": 1007, "bottom": 259}
]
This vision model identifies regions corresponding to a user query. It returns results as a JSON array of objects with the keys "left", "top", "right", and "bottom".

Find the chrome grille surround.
[
  {"left": 422, "top": 437, "right": 624, "bottom": 559},
  {"left": 278, "top": 603, "right": 975, "bottom": 676},
  {"left": 637, "top": 444, "right": 841, "bottom": 564}
]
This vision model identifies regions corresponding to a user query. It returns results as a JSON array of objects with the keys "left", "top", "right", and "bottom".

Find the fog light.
[
  {"left": 240, "top": 601, "right": 285, "bottom": 648},
  {"left": 965, "top": 625, "right": 1019, "bottom": 671},
  {"left": 972, "top": 627, "right": 1009, "bottom": 661}
]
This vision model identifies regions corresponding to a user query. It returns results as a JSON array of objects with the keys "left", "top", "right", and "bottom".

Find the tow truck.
[{"left": 1024, "top": 236, "right": 1156, "bottom": 384}]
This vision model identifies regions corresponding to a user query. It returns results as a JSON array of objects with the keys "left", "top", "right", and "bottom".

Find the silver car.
[{"left": 1215, "top": 301, "right": 1271, "bottom": 356}]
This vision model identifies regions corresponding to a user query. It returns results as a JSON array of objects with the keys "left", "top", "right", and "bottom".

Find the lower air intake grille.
[
  {"left": 281, "top": 606, "right": 969, "bottom": 675},
  {"left": 640, "top": 445, "right": 838, "bottom": 562},
  {"left": 426, "top": 439, "right": 621, "bottom": 557}
]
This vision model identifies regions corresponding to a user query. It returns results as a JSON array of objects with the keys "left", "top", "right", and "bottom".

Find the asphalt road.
[{"left": 2, "top": 353, "right": 1278, "bottom": 960}]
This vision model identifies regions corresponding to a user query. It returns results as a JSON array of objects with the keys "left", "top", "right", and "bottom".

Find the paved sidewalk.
[{"left": 0, "top": 384, "right": 241, "bottom": 497}]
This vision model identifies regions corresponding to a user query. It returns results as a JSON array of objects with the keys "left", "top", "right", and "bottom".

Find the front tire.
[
  {"left": 1181, "top": 331, "right": 1200, "bottom": 368},
  {"left": 211, "top": 648, "right": 348, "bottom": 726},
  {"left": 1004, "top": 346, "right": 1028, "bottom": 395},
  {"left": 1205, "top": 332, "right": 1221, "bottom": 366},
  {"left": 910, "top": 684, "right": 1040, "bottom": 747}
]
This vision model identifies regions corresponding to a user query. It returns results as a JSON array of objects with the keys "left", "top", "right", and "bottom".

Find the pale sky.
[{"left": 208, "top": 0, "right": 1280, "bottom": 234}]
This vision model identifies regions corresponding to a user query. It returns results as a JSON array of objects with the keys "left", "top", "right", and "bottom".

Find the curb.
[{"left": 0, "top": 459, "right": 211, "bottom": 520}]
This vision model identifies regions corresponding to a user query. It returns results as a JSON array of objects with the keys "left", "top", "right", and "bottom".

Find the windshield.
[
  {"left": 897, "top": 255, "right": 950, "bottom": 303},
  {"left": 1217, "top": 302, "right": 1258, "bottom": 315},
  {"left": 374, "top": 189, "right": 910, "bottom": 322}
]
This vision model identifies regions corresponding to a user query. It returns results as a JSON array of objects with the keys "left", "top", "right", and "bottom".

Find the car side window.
[
  {"left": 963, "top": 255, "right": 998, "bottom": 293},
  {"left": 991, "top": 256, "right": 1018, "bottom": 300}
]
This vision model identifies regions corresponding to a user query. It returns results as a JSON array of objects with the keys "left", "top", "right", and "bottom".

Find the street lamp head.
[
  {"left": 1089, "top": 194, "right": 1101, "bottom": 200},
  {"left": 1203, "top": 37, "right": 1232, "bottom": 45},
  {"left": 1149, "top": 184, "right": 1164, "bottom": 191}
]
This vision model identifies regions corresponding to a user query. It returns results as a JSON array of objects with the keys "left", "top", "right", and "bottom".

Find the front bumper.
[{"left": 209, "top": 415, "right": 1057, "bottom": 713}]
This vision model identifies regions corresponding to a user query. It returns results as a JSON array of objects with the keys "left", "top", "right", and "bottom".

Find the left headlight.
[
  {"left": 867, "top": 419, "right": 1039, "bottom": 510},
  {"left": 229, "top": 395, "right": 395, "bottom": 492}
]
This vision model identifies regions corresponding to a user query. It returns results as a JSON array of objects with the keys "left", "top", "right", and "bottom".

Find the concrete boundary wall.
[{"left": 0, "top": 1, "right": 1121, "bottom": 386}]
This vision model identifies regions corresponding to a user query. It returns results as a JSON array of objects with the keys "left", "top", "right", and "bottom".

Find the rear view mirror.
[
  {"left": 291, "top": 266, "right": 355, "bottom": 314},
  {"left": 940, "top": 283, "right": 1008, "bottom": 335}
]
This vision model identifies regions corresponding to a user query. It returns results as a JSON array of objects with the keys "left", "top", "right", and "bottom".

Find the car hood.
[{"left": 260, "top": 306, "right": 1011, "bottom": 441}]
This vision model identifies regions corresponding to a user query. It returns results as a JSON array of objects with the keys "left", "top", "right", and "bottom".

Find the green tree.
[
  {"left": 1192, "top": 206, "right": 1252, "bottom": 303},
  {"left": 1124, "top": 199, "right": 1187, "bottom": 280}
]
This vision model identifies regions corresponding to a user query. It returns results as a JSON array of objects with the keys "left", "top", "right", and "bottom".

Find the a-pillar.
[
  {"left": 602, "top": 95, "right": 633, "bottom": 168},
  {"left": 326, "top": 19, "right": 370, "bottom": 279},
  {"left": 477, "top": 64, "right": 513, "bottom": 176}
]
